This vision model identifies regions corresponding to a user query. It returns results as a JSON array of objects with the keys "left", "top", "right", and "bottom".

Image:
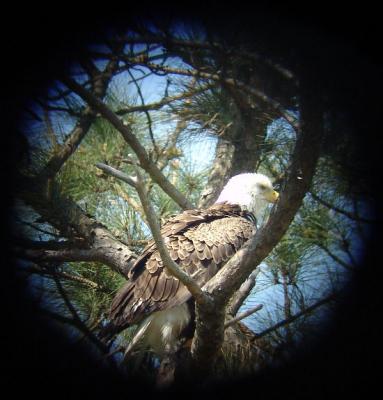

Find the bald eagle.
[{"left": 102, "top": 173, "right": 278, "bottom": 355}]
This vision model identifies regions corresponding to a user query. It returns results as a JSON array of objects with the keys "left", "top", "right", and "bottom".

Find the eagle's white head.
[{"left": 216, "top": 173, "right": 279, "bottom": 217}]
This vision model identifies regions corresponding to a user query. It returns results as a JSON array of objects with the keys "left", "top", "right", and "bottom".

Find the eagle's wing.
[{"left": 108, "top": 204, "right": 255, "bottom": 334}]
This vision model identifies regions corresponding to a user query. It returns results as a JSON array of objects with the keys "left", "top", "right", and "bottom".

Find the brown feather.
[
  {"left": 161, "top": 277, "right": 175, "bottom": 301},
  {"left": 108, "top": 203, "right": 256, "bottom": 334},
  {"left": 142, "top": 273, "right": 159, "bottom": 301},
  {"left": 211, "top": 245, "right": 221, "bottom": 264}
]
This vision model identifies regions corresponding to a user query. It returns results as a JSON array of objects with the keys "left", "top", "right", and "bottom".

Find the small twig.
[
  {"left": 254, "top": 294, "right": 336, "bottom": 339},
  {"left": 115, "top": 82, "right": 215, "bottom": 115},
  {"left": 28, "top": 264, "right": 109, "bottom": 293},
  {"left": 316, "top": 243, "right": 354, "bottom": 271},
  {"left": 127, "top": 69, "right": 159, "bottom": 157},
  {"left": 224, "top": 304, "right": 263, "bottom": 329},
  {"left": 310, "top": 191, "right": 376, "bottom": 224},
  {"left": 95, "top": 162, "right": 138, "bottom": 187}
]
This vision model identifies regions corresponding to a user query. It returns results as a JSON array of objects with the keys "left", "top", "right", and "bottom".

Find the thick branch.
[
  {"left": 39, "top": 110, "right": 95, "bottom": 181},
  {"left": 17, "top": 246, "right": 107, "bottom": 264},
  {"left": 191, "top": 75, "right": 324, "bottom": 367},
  {"left": 19, "top": 182, "right": 136, "bottom": 277},
  {"left": 62, "top": 77, "right": 193, "bottom": 210}
]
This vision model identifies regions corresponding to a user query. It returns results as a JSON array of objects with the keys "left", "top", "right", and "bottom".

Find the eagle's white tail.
[{"left": 124, "top": 303, "right": 191, "bottom": 357}]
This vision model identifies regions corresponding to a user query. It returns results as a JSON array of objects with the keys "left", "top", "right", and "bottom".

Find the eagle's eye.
[{"left": 257, "top": 183, "right": 267, "bottom": 191}]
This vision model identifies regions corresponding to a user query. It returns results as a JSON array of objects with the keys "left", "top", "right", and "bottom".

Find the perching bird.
[{"left": 102, "top": 173, "right": 279, "bottom": 356}]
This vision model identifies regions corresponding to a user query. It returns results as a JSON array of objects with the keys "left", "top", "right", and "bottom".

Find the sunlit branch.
[
  {"left": 63, "top": 76, "right": 193, "bottom": 210},
  {"left": 190, "top": 77, "right": 324, "bottom": 366},
  {"left": 95, "top": 162, "right": 209, "bottom": 305}
]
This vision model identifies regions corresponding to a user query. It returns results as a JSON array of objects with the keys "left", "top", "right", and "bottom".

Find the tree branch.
[
  {"left": 62, "top": 76, "right": 193, "bottom": 210},
  {"left": 117, "top": 34, "right": 296, "bottom": 82},
  {"left": 316, "top": 243, "right": 354, "bottom": 271},
  {"left": 126, "top": 69, "right": 158, "bottom": 155},
  {"left": 95, "top": 162, "right": 209, "bottom": 305},
  {"left": 17, "top": 246, "right": 106, "bottom": 264},
  {"left": 190, "top": 74, "right": 324, "bottom": 367},
  {"left": 19, "top": 182, "right": 137, "bottom": 278},
  {"left": 227, "top": 268, "right": 260, "bottom": 317},
  {"left": 224, "top": 304, "right": 263, "bottom": 329}
]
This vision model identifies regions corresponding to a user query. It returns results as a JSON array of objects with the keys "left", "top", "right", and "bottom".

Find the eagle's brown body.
[{"left": 106, "top": 203, "right": 256, "bottom": 350}]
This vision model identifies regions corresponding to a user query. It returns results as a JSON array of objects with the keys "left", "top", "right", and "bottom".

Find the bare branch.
[{"left": 95, "top": 162, "right": 138, "bottom": 187}]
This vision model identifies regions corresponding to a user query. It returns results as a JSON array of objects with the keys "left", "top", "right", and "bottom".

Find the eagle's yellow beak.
[{"left": 264, "top": 190, "right": 279, "bottom": 203}]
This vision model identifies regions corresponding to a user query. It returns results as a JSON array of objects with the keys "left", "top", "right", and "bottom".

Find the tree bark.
[{"left": 189, "top": 73, "right": 324, "bottom": 372}]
